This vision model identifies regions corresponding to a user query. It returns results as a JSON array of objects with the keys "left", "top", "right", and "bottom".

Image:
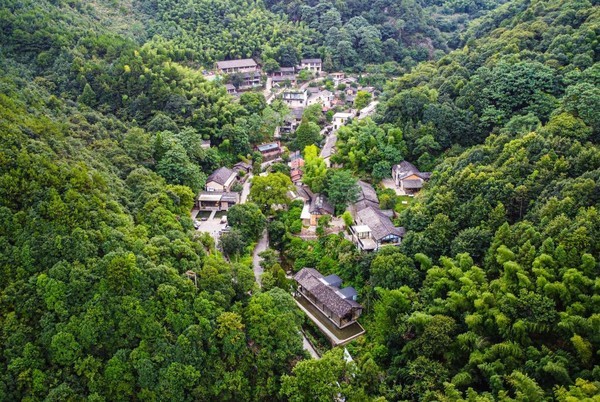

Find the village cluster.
[{"left": 191, "top": 57, "right": 431, "bottom": 344}]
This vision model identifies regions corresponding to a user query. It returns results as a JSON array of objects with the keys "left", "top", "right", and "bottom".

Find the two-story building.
[
  {"left": 332, "top": 112, "right": 353, "bottom": 130},
  {"left": 281, "top": 89, "right": 308, "bottom": 108},
  {"left": 240, "top": 71, "right": 262, "bottom": 89},
  {"left": 351, "top": 206, "right": 405, "bottom": 251},
  {"left": 197, "top": 167, "right": 240, "bottom": 211},
  {"left": 307, "top": 89, "right": 334, "bottom": 109},
  {"left": 300, "top": 58, "right": 322, "bottom": 74},
  {"left": 206, "top": 167, "right": 237, "bottom": 192}
]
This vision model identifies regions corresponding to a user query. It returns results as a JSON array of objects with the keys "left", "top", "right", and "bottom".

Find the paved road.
[
  {"left": 240, "top": 174, "right": 253, "bottom": 203},
  {"left": 252, "top": 230, "right": 268, "bottom": 285}
]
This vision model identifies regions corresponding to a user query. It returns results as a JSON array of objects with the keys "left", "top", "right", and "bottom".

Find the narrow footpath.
[{"left": 302, "top": 334, "right": 320, "bottom": 359}]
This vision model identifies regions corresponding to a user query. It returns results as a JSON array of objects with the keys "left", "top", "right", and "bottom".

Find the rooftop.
[
  {"left": 302, "top": 58, "right": 322, "bottom": 64},
  {"left": 257, "top": 142, "right": 280, "bottom": 152},
  {"left": 393, "top": 160, "right": 431, "bottom": 181},
  {"left": 356, "top": 206, "right": 405, "bottom": 241},
  {"left": 309, "top": 194, "right": 334, "bottom": 215},
  {"left": 272, "top": 75, "right": 296, "bottom": 82},
  {"left": 294, "top": 268, "right": 362, "bottom": 318},
  {"left": 198, "top": 191, "right": 239, "bottom": 202},
  {"left": 216, "top": 58, "right": 257, "bottom": 69},
  {"left": 207, "top": 167, "right": 236, "bottom": 186}
]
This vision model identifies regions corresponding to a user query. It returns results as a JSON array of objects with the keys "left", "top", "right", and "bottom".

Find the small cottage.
[
  {"left": 392, "top": 161, "right": 431, "bottom": 194},
  {"left": 206, "top": 167, "right": 237, "bottom": 192}
]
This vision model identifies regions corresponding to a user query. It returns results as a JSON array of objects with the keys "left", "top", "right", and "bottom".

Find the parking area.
[{"left": 192, "top": 210, "right": 229, "bottom": 243}]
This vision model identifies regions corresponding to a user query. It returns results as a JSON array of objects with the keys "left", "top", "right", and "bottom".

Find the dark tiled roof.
[
  {"left": 243, "top": 71, "right": 261, "bottom": 79},
  {"left": 221, "top": 193, "right": 239, "bottom": 202},
  {"left": 294, "top": 268, "right": 362, "bottom": 317},
  {"left": 290, "top": 108, "right": 304, "bottom": 119},
  {"left": 207, "top": 167, "right": 235, "bottom": 185},
  {"left": 309, "top": 194, "right": 334, "bottom": 215},
  {"left": 302, "top": 58, "right": 322, "bottom": 64},
  {"left": 393, "top": 160, "right": 431, "bottom": 180},
  {"left": 338, "top": 287, "right": 357, "bottom": 300},
  {"left": 216, "top": 58, "right": 257, "bottom": 69},
  {"left": 323, "top": 274, "right": 342, "bottom": 288},
  {"left": 403, "top": 179, "right": 424, "bottom": 189},
  {"left": 357, "top": 181, "right": 378, "bottom": 204},
  {"left": 356, "top": 206, "right": 405, "bottom": 241},
  {"left": 296, "top": 184, "right": 314, "bottom": 202}
]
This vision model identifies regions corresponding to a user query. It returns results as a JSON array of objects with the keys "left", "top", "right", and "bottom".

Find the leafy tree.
[
  {"left": 294, "top": 119, "right": 321, "bottom": 151},
  {"left": 230, "top": 73, "right": 245, "bottom": 90},
  {"left": 220, "top": 229, "right": 247, "bottom": 257},
  {"left": 240, "top": 92, "right": 267, "bottom": 115},
  {"left": 324, "top": 169, "right": 359, "bottom": 214},
  {"left": 78, "top": 83, "right": 97, "bottom": 107},
  {"left": 354, "top": 90, "right": 372, "bottom": 110},
  {"left": 302, "top": 103, "right": 323, "bottom": 124},
  {"left": 227, "top": 203, "right": 266, "bottom": 241},
  {"left": 250, "top": 173, "right": 294, "bottom": 212},
  {"left": 262, "top": 58, "right": 280, "bottom": 74},
  {"left": 156, "top": 144, "right": 205, "bottom": 192}
]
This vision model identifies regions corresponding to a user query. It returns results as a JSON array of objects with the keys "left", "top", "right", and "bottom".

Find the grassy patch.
[{"left": 394, "top": 195, "right": 413, "bottom": 213}]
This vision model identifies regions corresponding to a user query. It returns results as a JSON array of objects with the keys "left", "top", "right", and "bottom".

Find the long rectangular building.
[{"left": 215, "top": 58, "right": 259, "bottom": 74}]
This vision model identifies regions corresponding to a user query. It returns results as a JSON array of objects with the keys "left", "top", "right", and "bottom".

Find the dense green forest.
[{"left": 1, "top": 0, "right": 599, "bottom": 401}]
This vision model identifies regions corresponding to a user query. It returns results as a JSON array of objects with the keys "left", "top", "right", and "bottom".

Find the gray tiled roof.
[
  {"left": 207, "top": 167, "right": 236, "bottom": 185},
  {"left": 294, "top": 268, "right": 362, "bottom": 317},
  {"left": 296, "top": 184, "right": 314, "bottom": 202},
  {"left": 302, "top": 58, "right": 322, "bottom": 64},
  {"left": 402, "top": 179, "right": 424, "bottom": 189},
  {"left": 357, "top": 180, "right": 379, "bottom": 205},
  {"left": 272, "top": 75, "right": 296, "bottom": 82},
  {"left": 309, "top": 194, "right": 334, "bottom": 215},
  {"left": 393, "top": 160, "right": 431, "bottom": 180},
  {"left": 337, "top": 286, "right": 357, "bottom": 300},
  {"left": 216, "top": 58, "right": 257, "bottom": 69},
  {"left": 323, "top": 274, "right": 342, "bottom": 288},
  {"left": 356, "top": 206, "right": 405, "bottom": 241}
]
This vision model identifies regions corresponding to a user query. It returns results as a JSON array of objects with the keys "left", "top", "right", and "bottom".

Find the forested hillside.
[
  {"left": 0, "top": 1, "right": 305, "bottom": 400},
  {"left": 346, "top": 0, "right": 599, "bottom": 399},
  {"left": 129, "top": 0, "right": 506, "bottom": 70},
  {"left": 0, "top": 0, "right": 599, "bottom": 400}
]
